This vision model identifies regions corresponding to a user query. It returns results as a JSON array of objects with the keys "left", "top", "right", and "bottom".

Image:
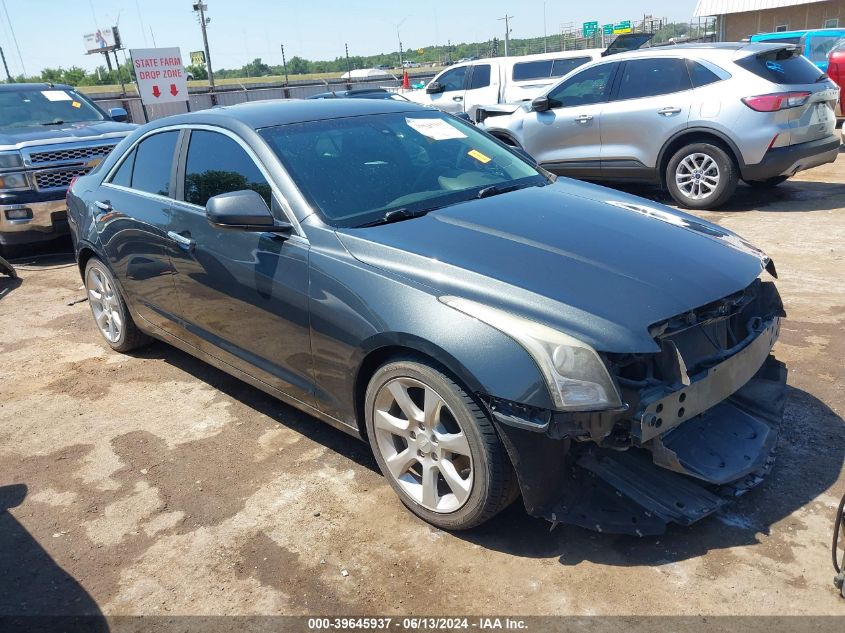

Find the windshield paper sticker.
[
  {"left": 468, "top": 149, "right": 491, "bottom": 163},
  {"left": 406, "top": 117, "right": 467, "bottom": 140},
  {"left": 41, "top": 90, "right": 73, "bottom": 102}
]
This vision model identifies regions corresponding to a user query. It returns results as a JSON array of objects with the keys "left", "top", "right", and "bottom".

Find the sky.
[{"left": 0, "top": 0, "right": 699, "bottom": 76}]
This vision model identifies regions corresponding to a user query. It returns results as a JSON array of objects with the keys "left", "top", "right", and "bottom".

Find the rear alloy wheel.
[
  {"left": 745, "top": 175, "right": 789, "bottom": 188},
  {"left": 84, "top": 258, "right": 150, "bottom": 353},
  {"left": 364, "top": 359, "right": 518, "bottom": 530},
  {"left": 666, "top": 142, "right": 737, "bottom": 210}
]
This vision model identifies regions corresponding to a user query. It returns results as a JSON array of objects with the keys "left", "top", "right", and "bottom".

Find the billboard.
[{"left": 83, "top": 27, "right": 120, "bottom": 54}]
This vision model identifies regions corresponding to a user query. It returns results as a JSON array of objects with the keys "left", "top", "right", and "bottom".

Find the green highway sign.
[
  {"left": 583, "top": 21, "right": 599, "bottom": 36},
  {"left": 602, "top": 23, "right": 614, "bottom": 35},
  {"left": 614, "top": 20, "right": 632, "bottom": 34}
]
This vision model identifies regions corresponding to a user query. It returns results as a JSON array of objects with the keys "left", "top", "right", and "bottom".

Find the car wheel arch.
[
  {"left": 487, "top": 130, "right": 522, "bottom": 149},
  {"left": 352, "top": 337, "right": 487, "bottom": 440},
  {"left": 76, "top": 242, "right": 100, "bottom": 280},
  {"left": 657, "top": 128, "right": 744, "bottom": 186}
]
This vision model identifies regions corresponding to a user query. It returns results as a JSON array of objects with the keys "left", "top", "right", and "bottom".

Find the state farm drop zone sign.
[{"left": 130, "top": 47, "right": 189, "bottom": 106}]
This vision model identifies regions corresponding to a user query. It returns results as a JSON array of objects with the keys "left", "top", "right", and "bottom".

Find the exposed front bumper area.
[
  {"left": 0, "top": 198, "right": 69, "bottom": 245},
  {"left": 488, "top": 280, "right": 788, "bottom": 535},
  {"left": 742, "top": 135, "right": 841, "bottom": 181}
]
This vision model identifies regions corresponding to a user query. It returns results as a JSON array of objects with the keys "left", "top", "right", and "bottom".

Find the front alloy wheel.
[
  {"left": 364, "top": 359, "right": 518, "bottom": 530},
  {"left": 373, "top": 377, "right": 473, "bottom": 513}
]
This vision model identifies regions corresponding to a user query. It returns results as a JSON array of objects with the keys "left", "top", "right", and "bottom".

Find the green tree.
[
  {"left": 287, "top": 56, "right": 310, "bottom": 75},
  {"left": 186, "top": 64, "right": 208, "bottom": 80}
]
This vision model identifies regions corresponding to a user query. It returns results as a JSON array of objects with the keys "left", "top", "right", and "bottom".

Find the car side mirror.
[
  {"left": 108, "top": 107, "right": 129, "bottom": 122},
  {"left": 426, "top": 81, "right": 445, "bottom": 94},
  {"left": 531, "top": 96, "right": 551, "bottom": 112},
  {"left": 206, "top": 190, "right": 292, "bottom": 235}
]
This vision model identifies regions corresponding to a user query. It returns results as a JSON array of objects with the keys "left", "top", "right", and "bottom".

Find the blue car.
[
  {"left": 67, "top": 99, "right": 787, "bottom": 534},
  {"left": 750, "top": 27, "right": 845, "bottom": 73}
]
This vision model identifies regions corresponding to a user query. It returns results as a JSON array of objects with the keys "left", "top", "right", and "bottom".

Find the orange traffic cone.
[{"left": 402, "top": 70, "right": 410, "bottom": 89}]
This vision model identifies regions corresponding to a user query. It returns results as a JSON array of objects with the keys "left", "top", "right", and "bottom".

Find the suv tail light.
[{"left": 741, "top": 92, "right": 811, "bottom": 112}]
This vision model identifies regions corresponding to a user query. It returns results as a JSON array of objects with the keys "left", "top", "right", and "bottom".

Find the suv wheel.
[
  {"left": 364, "top": 358, "right": 518, "bottom": 530},
  {"left": 666, "top": 142, "right": 737, "bottom": 210},
  {"left": 84, "top": 257, "right": 150, "bottom": 352}
]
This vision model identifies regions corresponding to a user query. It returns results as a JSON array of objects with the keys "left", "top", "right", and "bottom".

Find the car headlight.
[
  {"left": 0, "top": 172, "right": 30, "bottom": 191},
  {"left": 440, "top": 296, "right": 623, "bottom": 412},
  {"left": 0, "top": 151, "right": 24, "bottom": 170}
]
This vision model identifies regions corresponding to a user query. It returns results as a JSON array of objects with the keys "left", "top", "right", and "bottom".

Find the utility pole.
[
  {"left": 0, "top": 46, "right": 11, "bottom": 82},
  {"left": 543, "top": 2, "right": 547, "bottom": 53},
  {"left": 396, "top": 16, "right": 408, "bottom": 68},
  {"left": 192, "top": 2, "right": 215, "bottom": 91},
  {"left": 345, "top": 43, "right": 351, "bottom": 76},
  {"left": 498, "top": 14, "right": 513, "bottom": 57},
  {"left": 280, "top": 43, "right": 288, "bottom": 84}
]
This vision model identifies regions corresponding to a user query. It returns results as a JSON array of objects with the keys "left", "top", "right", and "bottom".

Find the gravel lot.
[{"left": 1, "top": 152, "right": 844, "bottom": 618}]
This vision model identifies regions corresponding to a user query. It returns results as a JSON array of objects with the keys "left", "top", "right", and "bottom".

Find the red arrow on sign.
[
  {"left": 169, "top": 84, "right": 179, "bottom": 96},
  {"left": 151, "top": 85, "right": 161, "bottom": 98}
]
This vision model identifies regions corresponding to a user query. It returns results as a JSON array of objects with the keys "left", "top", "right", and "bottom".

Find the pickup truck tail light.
[
  {"left": 742, "top": 92, "right": 811, "bottom": 112},
  {"left": 67, "top": 175, "right": 80, "bottom": 202}
]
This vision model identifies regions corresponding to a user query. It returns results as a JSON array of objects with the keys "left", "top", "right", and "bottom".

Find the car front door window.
[
  {"left": 439, "top": 66, "right": 468, "bottom": 92},
  {"left": 546, "top": 63, "right": 615, "bottom": 108}
]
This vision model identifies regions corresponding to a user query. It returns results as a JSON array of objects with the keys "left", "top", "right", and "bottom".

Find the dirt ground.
[{"left": 1, "top": 153, "right": 844, "bottom": 618}]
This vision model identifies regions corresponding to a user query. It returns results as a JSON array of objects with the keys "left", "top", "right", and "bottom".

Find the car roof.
[
  {"left": 0, "top": 82, "right": 75, "bottom": 92},
  {"left": 145, "top": 97, "right": 428, "bottom": 130},
  {"left": 752, "top": 28, "right": 845, "bottom": 39},
  {"left": 597, "top": 41, "right": 793, "bottom": 61}
]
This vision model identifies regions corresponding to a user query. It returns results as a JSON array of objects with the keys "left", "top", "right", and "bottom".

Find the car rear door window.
[
  {"left": 513, "top": 60, "right": 553, "bottom": 81},
  {"left": 130, "top": 131, "right": 179, "bottom": 197},
  {"left": 546, "top": 63, "right": 616, "bottom": 108},
  {"left": 616, "top": 58, "right": 692, "bottom": 100},
  {"left": 550, "top": 57, "right": 591, "bottom": 78},
  {"left": 469, "top": 64, "right": 491, "bottom": 89},
  {"left": 183, "top": 130, "right": 272, "bottom": 208},
  {"left": 735, "top": 49, "right": 824, "bottom": 83},
  {"left": 109, "top": 148, "right": 136, "bottom": 187}
]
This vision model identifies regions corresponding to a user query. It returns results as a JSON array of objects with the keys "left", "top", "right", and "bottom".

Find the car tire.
[
  {"left": 364, "top": 358, "right": 518, "bottom": 530},
  {"left": 84, "top": 257, "right": 151, "bottom": 353},
  {"left": 666, "top": 142, "right": 738, "bottom": 210},
  {"left": 745, "top": 176, "right": 789, "bottom": 188}
]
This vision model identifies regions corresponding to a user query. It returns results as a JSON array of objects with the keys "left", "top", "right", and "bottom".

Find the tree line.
[{"left": 2, "top": 22, "right": 703, "bottom": 86}]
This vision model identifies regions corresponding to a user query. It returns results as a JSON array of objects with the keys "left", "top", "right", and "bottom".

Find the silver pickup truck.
[{"left": 0, "top": 83, "right": 136, "bottom": 258}]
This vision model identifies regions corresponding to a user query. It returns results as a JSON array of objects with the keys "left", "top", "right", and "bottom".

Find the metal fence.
[{"left": 90, "top": 74, "right": 436, "bottom": 124}]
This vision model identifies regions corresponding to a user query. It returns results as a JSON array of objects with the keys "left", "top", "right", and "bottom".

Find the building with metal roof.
[{"left": 694, "top": 0, "right": 843, "bottom": 40}]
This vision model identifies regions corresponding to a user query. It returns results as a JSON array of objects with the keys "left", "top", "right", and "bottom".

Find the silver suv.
[{"left": 480, "top": 43, "right": 841, "bottom": 209}]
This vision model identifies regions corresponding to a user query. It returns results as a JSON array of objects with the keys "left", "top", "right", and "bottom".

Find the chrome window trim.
[{"left": 102, "top": 123, "right": 305, "bottom": 238}]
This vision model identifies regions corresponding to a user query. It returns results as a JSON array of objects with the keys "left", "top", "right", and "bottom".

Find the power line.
[
  {"left": 497, "top": 14, "right": 514, "bottom": 57},
  {"left": 1, "top": 0, "right": 25, "bottom": 77}
]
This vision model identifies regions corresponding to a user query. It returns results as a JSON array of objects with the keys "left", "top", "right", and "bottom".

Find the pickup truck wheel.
[
  {"left": 745, "top": 176, "right": 789, "bottom": 188},
  {"left": 666, "top": 142, "right": 737, "bottom": 210},
  {"left": 365, "top": 358, "right": 518, "bottom": 530},
  {"left": 84, "top": 257, "right": 150, "bottom": 353}
]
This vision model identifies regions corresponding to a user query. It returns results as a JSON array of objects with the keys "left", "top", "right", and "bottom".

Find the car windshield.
[
  {"left": 260, "top": 110, "right": 547, "bottom": 228},
  {"left": 0, "top": 88, "right": 106, "bottom": 128},
  {"left": 807, "top": 34, "right": 845, "bottom": 62}
]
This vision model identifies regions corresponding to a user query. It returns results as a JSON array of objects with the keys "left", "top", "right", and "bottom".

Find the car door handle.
[
  {"left": 453, "top": 96, "right": 463, "bottom": 102},
  {"left": 94, "top": 200, "right": 112, "bottom": 212},
  {"left": 658, "top": 107, "right": 682, "bottom": 116},
  {"left": 575, "top": 114, "right": 593, "bottom": 122},
  {"left": 167, "top": 230, "right": 195, "bottom": 251}
]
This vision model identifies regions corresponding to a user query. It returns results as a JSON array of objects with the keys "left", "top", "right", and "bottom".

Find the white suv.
[{"left": 480, "top": 43, "right": 841, "bottom": 209}]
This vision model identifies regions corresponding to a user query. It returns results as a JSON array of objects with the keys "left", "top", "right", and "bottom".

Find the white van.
[{"left": 404, "top": 34, "right": 653, "bottom": 120}]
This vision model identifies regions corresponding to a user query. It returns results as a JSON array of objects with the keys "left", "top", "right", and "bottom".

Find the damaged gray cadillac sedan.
[{"left": 67, "top": 99, "right": 786, "bottom": 534}]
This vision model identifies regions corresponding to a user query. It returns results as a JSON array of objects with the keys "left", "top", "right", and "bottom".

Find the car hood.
[
  {"left": 335, "top": 179, "right": 772, "bottom": 354},
  {"left": 0, "top": 120, "right": 137, "bottom": 150}
]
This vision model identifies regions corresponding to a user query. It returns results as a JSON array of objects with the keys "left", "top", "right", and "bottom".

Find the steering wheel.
[{"left": 409, "top": 158, "right": 455, "bottom": 191}]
